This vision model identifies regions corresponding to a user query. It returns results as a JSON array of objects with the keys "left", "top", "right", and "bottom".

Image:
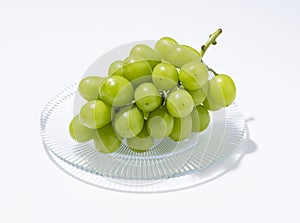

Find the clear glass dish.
[
  {"left": 40, "top": 83, "right": 245, "bottom": 180},
  {"left": 40, "top": 40, "right": 246, "bottom": 192}
]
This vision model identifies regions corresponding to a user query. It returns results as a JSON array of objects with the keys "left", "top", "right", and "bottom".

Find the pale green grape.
[
  {"left": 79, "top": 100, "right": 112, "bottom": 129},
  {"left": 169, "top": 115, "right": 192, "bottom": 141},
  {"left": 202, "top": 80, "right": 222, "bottom": 111},
  {"left": 69, "top": 115, "right": 95, "bottom": 142},
  {"left": 209, "top": 74, "right": 236, "bottom": 107},
  {"left": 202, "top": 97, "right": 222, "bottom": 111},
  {"left": 126, "top": 124, "right": 154, "bottom": 152},
  {"left": 182, "top": 44, "right": 200, "bottom": 56},
  {"left": 191, "top": 105, "right": 210, "bottom": 132},
  {"left": 94, "top": 123, "right": 121, "bottom": 153},
  {"left": 179, "top": 60, "right": 208, "bottom": 90},
  {"left": 186, "top": 82, "right": 208, "bottom": 105},
  {"left": 146, "top": 106, "right": 174, "bottom": 138},
  {"left": 152, "top": 62, "right": 178, "bottom": 90},
  {"left": 114, "top": 105, "right": 144, "bottom": 138},
  {"left": 154, "top": 37, "right": 178, "bottom": 60},
  {"left": 108, "top": 60, "right": 123, "bottom": 76},
  {"left": 134, "top": 82, "right": 162, "bottom": 112},
  {"left": 122, "top": 56, "right": 152, "bottom": 86},
  {"left": 78, "top": 76, "right": 103, "bottom": 101},
  {"left": 130, "top": 44, "right": 161, "bottom": 69},
  {"left": 166, "top": 89, "right": 194, "bottom": 118},
  {"left": 166, "top": 45, "right": 200, "bottom": 67},
  {"left": 99, "top": 76, "right": 134, "bottom": 107}
]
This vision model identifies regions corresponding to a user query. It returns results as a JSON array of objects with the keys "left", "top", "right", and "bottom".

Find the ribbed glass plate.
[
  {"left": 40, "top": 40, "right": 246, "bottom": 192},
  {"left": 40, "top": 84, "right": 245, "bottom": 182}
]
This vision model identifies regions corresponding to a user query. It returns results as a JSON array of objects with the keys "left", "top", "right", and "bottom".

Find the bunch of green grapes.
[{"left": 69, "top": 29, "right": 237, "bottom": 154}]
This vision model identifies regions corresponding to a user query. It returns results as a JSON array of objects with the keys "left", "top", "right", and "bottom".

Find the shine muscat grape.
[{"left": 69, "top": 28, "right": 237, "bottom": 154}]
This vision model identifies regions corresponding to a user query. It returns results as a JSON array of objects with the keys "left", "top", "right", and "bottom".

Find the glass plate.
[
  {"left": 40, "top": 84, "right": 245, "bottom": 182},
  {"left": 40, "top": 40, "right": 246, "bottom": 192}
]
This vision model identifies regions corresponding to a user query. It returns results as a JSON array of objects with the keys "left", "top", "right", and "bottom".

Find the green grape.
[
  {"left": 186, "top": 81, "right": 208, "bottom": 105},
  {"left": 209, "top": 74, "right": 236, "bottom": 107},
  {"left": 191, "top": 105, "right": 210, "bottom": 132},
  {"left": 166, "top": 89, "right": 194, "bottom": 118},
  {"left": 202, "top": 79, "right": 222, "bottom": 111},
  {"left": 78, "top": 76, "right": 104, "bottom": 101},
  {"left": 134, "top": 82, "right": 162, "bottom": 112},
  {"left": 166, "top": 45, "right": 200, "bottom": 67},
  {"left": 108, "top": 60, "right": 123, "bottom": 76},
  {"left": 146, "top": 106, "right": 174, "bottom": 138},
  {"left": 202, "top": 97, "right": 222, "bottom": 111},
  {"left": 114, "top": 105, "right": 144, "bottom": 138},
  {"left": 169, "top": 115, "right": 192, "bottom": 141},
  {"left": 179, "top": 60, "right": 208, "bottom": 91},
  {"left": 152, "top": 62, "right": 178, "bottom": 90},
  {"left": 99, "top": 76, "right": 134, "bottom": 107},
  {"left": 126, "top": 124, "right": 154, "bottom": 152},
  {"left": 130, "top": 44, "right": 161, "bottom": 69},
  {"left": 94, "top": 123, "right": 122, "bottom": 153},
  {"left": 122, "top": 56, "right": 152, "bottom": 86},
  {"left": 79, "top": 100, "right": 112, "bottom": 129},
  {"left": 154, "top": 37, "right": 178, "bottom": 60},
  {"left": 182, "top": 45, "right": 200, "bottom": 56},
  {"left": 69, "top": 115, "right": 95, "bottom": 142}
]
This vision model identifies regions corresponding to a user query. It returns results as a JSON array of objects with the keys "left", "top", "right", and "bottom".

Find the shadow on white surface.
[{"left": 184, "top": 118, "right": 257, "bottom": 189}]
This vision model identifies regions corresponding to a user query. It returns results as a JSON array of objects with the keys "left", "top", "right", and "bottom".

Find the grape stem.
[
  {"left": 199, "top": 28, "right": 222, "bottom": 58},
  {"left": 161, "top": 90, "right": 168, "bottom": 106},
  {"left": 207, "top": 66, "right": 219, "bottom": 76}
]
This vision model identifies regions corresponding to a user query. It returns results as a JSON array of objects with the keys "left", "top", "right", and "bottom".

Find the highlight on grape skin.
[{"left": 69, "top": 29, "right": 237, "bottom": 154}]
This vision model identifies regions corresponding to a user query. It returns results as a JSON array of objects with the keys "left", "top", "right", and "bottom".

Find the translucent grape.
[
  {"left": 209, "top": 74, "right": 236, "bottom": 107},
  {"left": 99, "top": 76, "right": 134, "bottom": 107},
  {"left": 152, "top": 62, "right": 178, "bottom": 90},
  {"left": 122, "top": 56, "right": 152, "bottom": 86},
  {"left": 114, "top": 105, "right": 144, "bottom": 138},
  {"left": 78, "top": 76, "right": 103, "bottom": 101},
  {"left": 191, "top": 105, "right": 210, "bottom": 132},
  {"left": 182, "top": 44, "right": 200, "bottom": 56},
  {"left": 94, "top": 123, "right": 122, "bottom": 153},
  {"left": 202, "top": 81, "right": 222, "bottom": 111},
  {"left": 166, "top": 45, "right": 200, "bottom": 67},
  {"left": 134, "top": 82, "right": 162, "bottom": 112},
  {"left": 69, "top": 115, "right": 95, "bottom": 142},
  {"left": 130, "top": 44, "right": 161, "bottom": 69},
  {"left": 179, "top": 60, "right": 208, "bottom": 91},
  {"left": 126, "top": 124, "right": 154, "bottom": 152},
  {"left": 169, "top": 115, "right": 192, "bottom": 141},
  {"left": 202, "top": 97, "right": 222, "bottom": 111},
  {"left": 186, "top": 82, "right": 208, "bottom": 105},
  {"left": 154, "top": 37, "right": 178, "bottom": 60},
  {"left": 108, "top": 60, "right": 123, "bottom": 76},
  {"left": 166, "top": 89, "right": 194, "bottom": 118},
  {"left": 146, "top": 106, "right": 174, "bottom": 138},
  {"left": 79, "top": 100, "right": 112, "bottom": 129}
]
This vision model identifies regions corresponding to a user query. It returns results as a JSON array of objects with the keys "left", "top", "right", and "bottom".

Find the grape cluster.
[{"left": 69, "top": 30, "right": 237, "bottom": 154}]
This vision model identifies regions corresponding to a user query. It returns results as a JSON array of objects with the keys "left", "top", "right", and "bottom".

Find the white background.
[{"left": 1, "top": 0, "right": 299, "bottom": 222}]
